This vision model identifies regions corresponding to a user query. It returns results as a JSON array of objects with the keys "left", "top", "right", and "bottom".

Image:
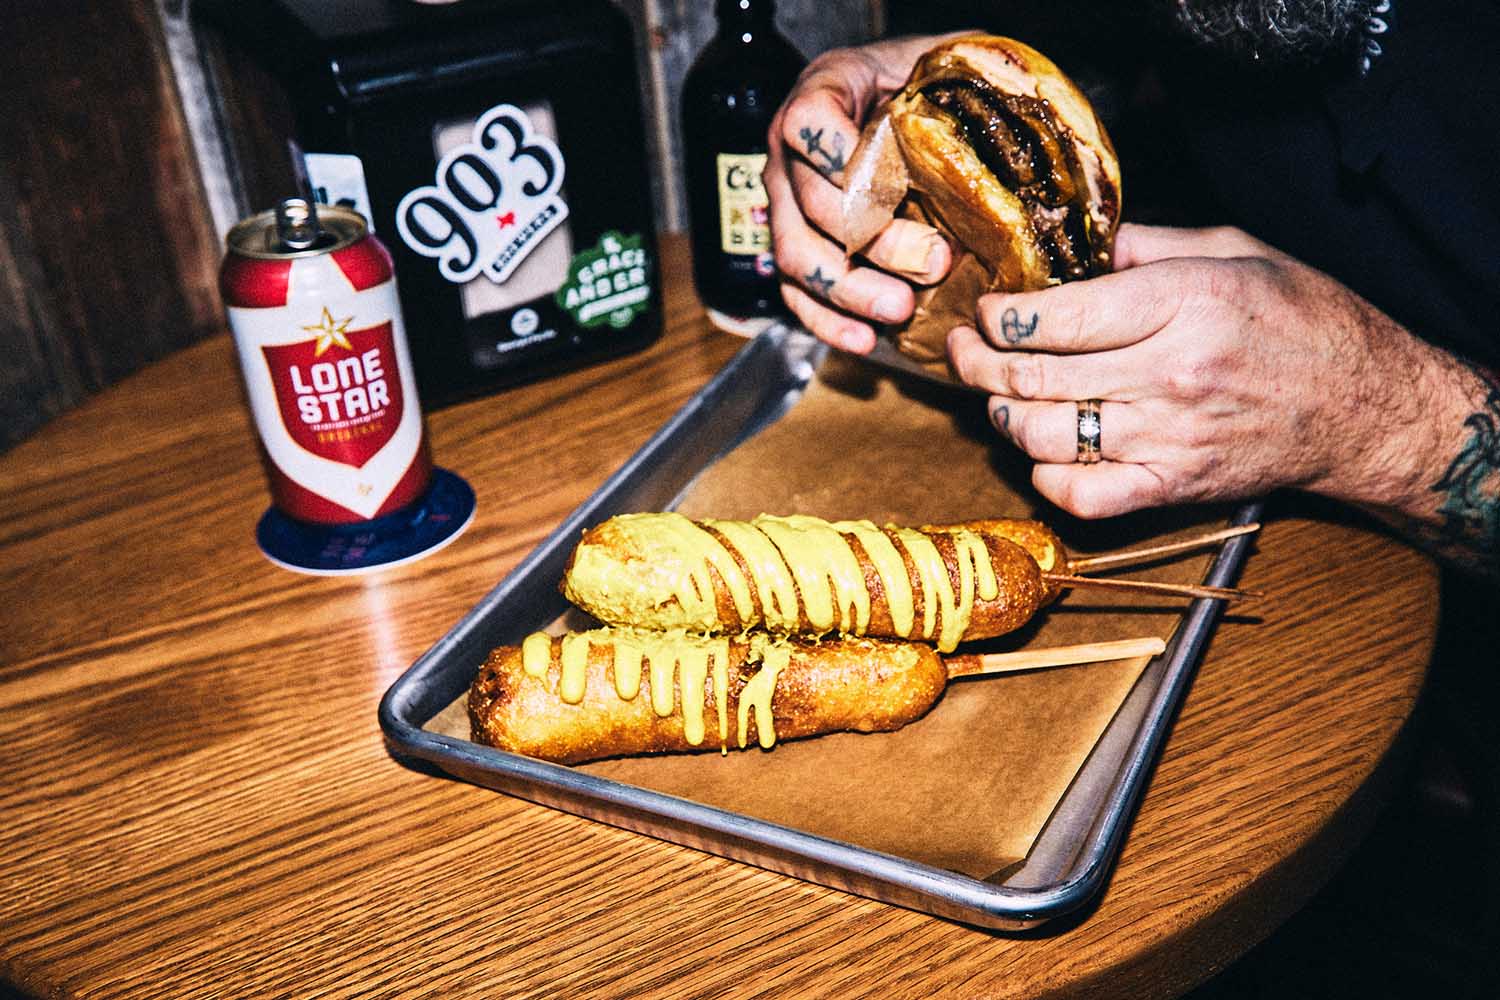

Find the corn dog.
[
  {"left": 561, "top": 513, "right": 1054, "bottom": 652},
  {"left": 468, "top": 627, "right": 946, "bottom": 764}
]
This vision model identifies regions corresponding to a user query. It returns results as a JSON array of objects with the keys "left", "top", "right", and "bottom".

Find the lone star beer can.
[{"left": 221, "top": 200, "right": 433, "bottom": 526}]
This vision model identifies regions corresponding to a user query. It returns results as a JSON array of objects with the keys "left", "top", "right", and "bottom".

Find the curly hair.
[{"left": 1164, "top": 0, "right": 1382, "bottom": 65}]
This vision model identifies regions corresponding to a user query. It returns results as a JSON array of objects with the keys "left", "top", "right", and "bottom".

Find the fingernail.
[
  {"left": 874, "top": 293, "right": 907, "bottom": 323},
  {"left": 925, "top": 243, "right": 946, "bottom": 279}
]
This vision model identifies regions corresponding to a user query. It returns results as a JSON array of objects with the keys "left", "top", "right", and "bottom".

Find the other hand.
[{"left": 950, "top": 223, "right": 1456, "bottom": 519}]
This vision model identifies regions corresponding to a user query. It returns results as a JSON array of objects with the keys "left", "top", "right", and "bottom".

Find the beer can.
[{"left": 221, "top": 200, "right": 432, "bottom": 526}]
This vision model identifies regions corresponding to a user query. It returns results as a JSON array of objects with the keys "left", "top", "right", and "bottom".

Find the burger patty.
[{"left": 920, "top": 78, "right": 1100, "bottom": 282}]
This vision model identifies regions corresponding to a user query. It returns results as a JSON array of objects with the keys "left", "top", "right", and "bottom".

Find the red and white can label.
[{"left": 226, "top": 243, "right": 428, "bottom": 523}]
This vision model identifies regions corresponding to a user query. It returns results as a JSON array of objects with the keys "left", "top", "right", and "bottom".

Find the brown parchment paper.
[{"left": 430, "top": 353, "right": 1231, "bottom": 878}]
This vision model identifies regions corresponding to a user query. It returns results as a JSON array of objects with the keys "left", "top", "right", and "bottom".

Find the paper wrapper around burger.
[{"left": 841, "top": 35, "right": 1123, "bottom": 374}]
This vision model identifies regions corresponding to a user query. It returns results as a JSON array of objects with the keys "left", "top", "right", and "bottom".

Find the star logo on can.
[{"left": 302, "top": 306, "right": 356, "bottom": 357}]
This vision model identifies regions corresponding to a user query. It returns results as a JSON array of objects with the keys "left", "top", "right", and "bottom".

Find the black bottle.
[{"left": 681, "top": 0, "right": 806, "bottom": 318}]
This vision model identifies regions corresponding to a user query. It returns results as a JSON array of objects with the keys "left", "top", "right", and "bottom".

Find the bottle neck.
[{"left": 715, "top": 0, "right": 776, "bottom": 31}]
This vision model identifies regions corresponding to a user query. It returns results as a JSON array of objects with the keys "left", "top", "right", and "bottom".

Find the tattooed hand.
[
  {"left": 764, "top": 35, "right": 962, "bottom": 352},
  {"left": 950, "top": 223, "right": 1500, "bottom": 576}
]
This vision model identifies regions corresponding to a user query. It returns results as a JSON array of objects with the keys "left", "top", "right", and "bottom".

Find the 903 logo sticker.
[{"left": 396, "top": 104, "right": 568, "bottom": 285}]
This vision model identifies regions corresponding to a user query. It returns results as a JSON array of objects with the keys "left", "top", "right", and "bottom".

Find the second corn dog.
[
  {"left": 468, "top": 626, "right": 1168, "bottom": 764},
  {"left": 469, "top": 627, "right": 947, "bottom": 763}
]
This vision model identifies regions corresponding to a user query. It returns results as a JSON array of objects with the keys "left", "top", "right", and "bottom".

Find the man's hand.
[
  {"left": 950, "top": 223, "right": 1485, "bottom": 529},
  {"left": 764, "top": 36, "right": 957, "bottom": 353}
]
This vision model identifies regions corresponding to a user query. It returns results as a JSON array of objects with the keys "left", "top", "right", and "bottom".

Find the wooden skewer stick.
[
  {"left": 1042, "top": 573, "right": 1260, "bottom": 602},
  {"left": 1067, "top": 523, "right": 1262, "bottom": 573},
  {"left": 945, "top": 636, "right": 1168, "bottom": 678}
]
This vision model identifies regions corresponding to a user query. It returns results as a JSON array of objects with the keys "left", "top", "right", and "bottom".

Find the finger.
[
  {"left": 1113, "top": 223, "right": 1277, "bottom": 270},
  {"left": 860, "top": 219, "right": 951, "bottom": 285},
  {"left": 778, "top": 76, "right": 862, "bottom": 184},
  {"left": 788, "top": 159, "right": 949, "bottom": 283},
  {"left": 949, "top": 326, "right": 1133, "bottom": 402},
  {"left": 987, "top": 397, "right": 1147, "bottom": 465},
  {"left": 786, "top": 157, "right": 844, "bottom": 238},
  {"left": 1031, "top": 462, "right": 1172, "bottom": 520},
  {"left": 972, "top": 266, "right": 1183, "bottom": 355},
  {"left": 781, "top": 282, "right": 877, "bottom": 354},
  {"left": 765, "top": 153, "right": 915, "bottom": 323}
]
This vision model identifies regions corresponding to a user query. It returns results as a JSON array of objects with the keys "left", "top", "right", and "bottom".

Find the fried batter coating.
[
  {"left": 562, "top": 513, "right": 1053, "bottom": 651},
  {"left": 468, "top": 629, "right": 947, "bottom": 764}
]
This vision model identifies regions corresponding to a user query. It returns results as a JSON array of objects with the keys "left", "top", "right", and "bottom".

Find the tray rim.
[{"left": 378, "top": 325, "right": 1261, "bottom": 930}]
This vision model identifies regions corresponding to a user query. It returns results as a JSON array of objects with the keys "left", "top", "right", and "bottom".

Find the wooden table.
[{"left": 0, "top": 237, "right": 1437, "bottom": 999}]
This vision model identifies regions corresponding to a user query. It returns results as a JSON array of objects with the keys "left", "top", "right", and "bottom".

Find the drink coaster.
[{"left": 256, "top": 467, "right": 475, "bottom": 575}]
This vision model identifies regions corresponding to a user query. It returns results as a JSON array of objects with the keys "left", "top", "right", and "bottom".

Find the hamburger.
[{"left": 843, "top": 35, "right": 1122, "bottom": 365}]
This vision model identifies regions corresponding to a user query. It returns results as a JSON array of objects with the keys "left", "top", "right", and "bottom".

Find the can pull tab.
[{"left": 274, "top": 197, "right": 325, "bottom": 252}]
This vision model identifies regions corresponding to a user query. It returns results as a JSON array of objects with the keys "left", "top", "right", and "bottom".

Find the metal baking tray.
[{"left": 378, "top": 324, "right": 1260, "bottom": 930}]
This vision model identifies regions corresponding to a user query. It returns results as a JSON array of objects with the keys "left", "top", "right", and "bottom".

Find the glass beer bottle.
[{"left": 681, "top": 0, "right": 805, "bottom": 319}]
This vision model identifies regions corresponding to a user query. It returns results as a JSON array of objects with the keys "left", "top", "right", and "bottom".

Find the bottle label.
[
  {"left": 716, "top": 153, "right": 771, "bottom": 257},
  {"left": 556, "top": 231, "right": 653, "bottom": 329}
]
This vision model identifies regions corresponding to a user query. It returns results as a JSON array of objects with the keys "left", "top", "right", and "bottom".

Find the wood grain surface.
[{"left": 0, "top": 237, "right": 1436, "bottom": 999}]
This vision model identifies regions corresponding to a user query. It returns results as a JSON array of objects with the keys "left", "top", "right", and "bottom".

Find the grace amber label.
[
  {"left": 715, "top": 152, "right": 770, "bottom": 257},
  {"left": 555, "top": 231, "right": 652, "bottom": 330}
]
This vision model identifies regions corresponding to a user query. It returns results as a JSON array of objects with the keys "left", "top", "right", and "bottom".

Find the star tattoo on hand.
[{"left": 805, "top": 267, "right": 836, "bottom": 297}]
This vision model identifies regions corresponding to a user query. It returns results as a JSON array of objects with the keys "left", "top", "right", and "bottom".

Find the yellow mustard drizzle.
[
  {"left": 610, "top": 634, "right": 644, "bottom": 700},
  {"left": 666, "top": 645, "right": 704, "bottom": 743},
  {"left": 948, "top": 531, "right": 1000, "bottom": 652},
  {"left": 645, "top": 512, "right": 756, "bottom": 624},
  {"left": 891, "top": 527, "right": 945, "bottom": 645},
  {"left": 737, "top": 639, "right": 792, "bottom": 749},
  {"left": 571, "top": 513, "right": 1011, "bottom": 654},
  {"left": 832, "top": 519, "right": 915, "bottom": 637},
  {"left": 713, "top": 648, "right": 729, "bottom": 754},
  {"left": 558, "top": 633, "right": 591, "bottom": 704},
  {"left": 703, "top": 518, "right": 799, "bottom": 631},
  {"left": 753, "top": 514, "right": 868, "bottom": 633},
  {"left": 521, "top": 631, "right": 553, "bottom": 678},
  {"left": 529, "top": 628, "right": 732, "bottom": 749}
]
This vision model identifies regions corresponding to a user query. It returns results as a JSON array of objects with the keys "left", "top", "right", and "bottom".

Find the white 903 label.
[{"left": 395, "top": 104, "right": 569, "bottom": 286}]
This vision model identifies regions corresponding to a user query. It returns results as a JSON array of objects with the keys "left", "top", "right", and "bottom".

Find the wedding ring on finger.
[{"left": 1076, "top": 399, "right": 1102, "bottom": 464}]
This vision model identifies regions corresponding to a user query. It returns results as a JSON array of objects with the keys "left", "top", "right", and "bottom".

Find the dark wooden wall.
[
  {"left": 0, "top": 0, "right": 879, "bottom": 453},
  {"left": 1, "top": 0, "right": 224, "bottom": 451}
]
